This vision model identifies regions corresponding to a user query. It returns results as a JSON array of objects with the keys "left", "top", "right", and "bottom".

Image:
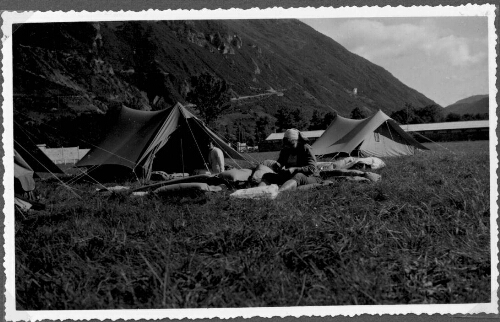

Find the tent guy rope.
[
  {"left": 14, "top": 139, "right": 82, "bottom": 199},
  {"left": 13, "top": 116, "right": 137, "bottom": 167}
]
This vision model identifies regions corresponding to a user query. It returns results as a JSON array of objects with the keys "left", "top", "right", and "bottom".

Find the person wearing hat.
[
  {"left": 264, "top": 128, "right": 322, "bottom": 192},
  {"left": 207, "top": 140, "right": 225, "bottom": 174}
]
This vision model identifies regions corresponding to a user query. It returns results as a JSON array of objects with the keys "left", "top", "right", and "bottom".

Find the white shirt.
[{"left": 208, "top": 147, "right": 224, "bottom": 174}]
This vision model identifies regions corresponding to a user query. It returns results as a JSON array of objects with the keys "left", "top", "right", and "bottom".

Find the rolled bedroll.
[
  {"left": 154, "top": 182, "right": 222, "bottom": 194},
  {"left": 132, "top": 174, "right": 226, "bottom": 192}
]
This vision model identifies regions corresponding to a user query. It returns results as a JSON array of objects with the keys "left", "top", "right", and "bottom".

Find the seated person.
[
  {"left": 263, "top": 128, "right": 322, "bottom": 192},
  {"left": 207, "top": 140, "right": 225, "bottom": 174}
]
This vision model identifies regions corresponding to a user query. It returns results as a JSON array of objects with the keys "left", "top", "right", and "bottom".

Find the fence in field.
[{"left": 37, "top": 145, "right": 90, "bottom": 164}]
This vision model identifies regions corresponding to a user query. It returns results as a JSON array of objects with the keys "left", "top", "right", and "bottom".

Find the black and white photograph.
[{"left": 2, "top": 4, "right": 498, "bottom": 320}]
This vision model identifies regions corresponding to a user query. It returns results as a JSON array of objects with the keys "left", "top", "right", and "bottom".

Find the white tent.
[{"left": 312, "top": 110, "right": 429, "bottom": 157}]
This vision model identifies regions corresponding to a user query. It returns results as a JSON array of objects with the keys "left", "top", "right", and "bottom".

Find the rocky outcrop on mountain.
[{"left": 13, "top": 19, "right": 437, "bottom": 146}]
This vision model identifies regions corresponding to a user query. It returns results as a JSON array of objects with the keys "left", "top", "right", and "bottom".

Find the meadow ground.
[{"left": 15, "top": 140, "right": 492, "bottom": 309}]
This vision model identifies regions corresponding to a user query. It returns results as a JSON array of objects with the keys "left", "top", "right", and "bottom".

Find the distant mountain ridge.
[
  {"left": 13, "top": 19, "right": 438, "bottom": 146},
  {"left": 444, "top": 95, "right": 489, "bottom": 115}
]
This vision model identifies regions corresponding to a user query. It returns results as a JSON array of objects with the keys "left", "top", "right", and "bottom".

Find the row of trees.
[
  {"left": 390, "top": 103, "right": 488, "bottom": 125},
  {"left": 274, "top": 107, "right": 336, "bottom": 132},
  {"left": 390, "top": 104, "right": 443, "bottom": 124},
  {"left": 185, "top": 72, "right": 339, "bottom": 145},
  {"left": 221, "top": 108, "right": 338, "bottom": 147},
  {"left": 350, "top": 104, "right": 489, "bottom": 124},
  {"left": 186, "top": 72, "right": 232, "bottom": 126},
  {"left": 440, "top": 112, "right": 488, "bottom": 122}
]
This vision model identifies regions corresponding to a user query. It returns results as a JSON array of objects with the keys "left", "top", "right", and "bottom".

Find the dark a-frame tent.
[{"left": 77, "top": 103, "right": 247, "bottom": 179}]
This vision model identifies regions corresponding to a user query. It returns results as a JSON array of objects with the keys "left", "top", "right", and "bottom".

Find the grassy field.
[{"left": 15, "top": 140, "right": 492, "bottom": 309}]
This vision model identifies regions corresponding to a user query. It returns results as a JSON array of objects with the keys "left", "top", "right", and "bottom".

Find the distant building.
[
  {"left": 38, "top": 145, "right": 90, "bottom": 164},
  {"left": 259, "top": 121, "right": 489, "bottom": 152},
  {"left": 402, "top": 120, "right": 489, "bottom": 142},
  {"left": 236, "top": 142, "right": 247, "bottom": 152}
]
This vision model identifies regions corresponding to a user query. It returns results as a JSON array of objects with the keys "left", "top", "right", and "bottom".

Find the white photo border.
[{"left": 2, "top": 4, "right": 498, "bottom": 321}]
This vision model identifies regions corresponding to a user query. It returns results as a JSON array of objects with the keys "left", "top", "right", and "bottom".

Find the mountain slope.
[
  {"left": 444, "top": 95, "right": 489, "bottom": 115},
  {"left": 13, "top": 19, "right": 438, "bottom": 146}
]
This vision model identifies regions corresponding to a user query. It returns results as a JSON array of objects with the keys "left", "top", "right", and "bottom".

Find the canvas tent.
[
  {"left": 312, "top": 110, "right": 429, "bottom": 157},
  {"left": 14, "top": 123, "right": 64, "bottom": 197},
  {"left": 14, "top": 149, "right": 36, "bottom": 194},
  {"left": 77, "top": 103, "right": 247, "bottom": 179}
]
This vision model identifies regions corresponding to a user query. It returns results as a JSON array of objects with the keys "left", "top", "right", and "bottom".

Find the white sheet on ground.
[{"left": 230, "top": 184, "right": 279, "bottom": 200}]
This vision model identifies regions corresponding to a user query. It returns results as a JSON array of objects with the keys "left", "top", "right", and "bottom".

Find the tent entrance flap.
[{"left": 152, "top": 119, "right": 210, "bottom": 173}]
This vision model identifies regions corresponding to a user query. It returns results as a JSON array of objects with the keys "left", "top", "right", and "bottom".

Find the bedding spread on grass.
[{"left": 15, "top": 141, "right": 492, "bottom": 309}]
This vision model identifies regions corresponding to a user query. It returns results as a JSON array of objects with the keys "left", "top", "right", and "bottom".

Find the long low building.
[
  {"left": 400, "top": 120, "right": 489, "bottom": 132},
  {"left": 258, "top": 120, "right": 489, "bottom": 152},
  {"left": 402, "top": 120, "right": 489, "bottom": 142}
]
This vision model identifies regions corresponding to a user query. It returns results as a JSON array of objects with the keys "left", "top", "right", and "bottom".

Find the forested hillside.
[{"left": 13, "top": 19, "right": 437, "bottom": 147}]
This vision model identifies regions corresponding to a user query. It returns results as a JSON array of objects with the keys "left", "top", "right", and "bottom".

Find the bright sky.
[{"left": 301, "top": 17, "right": 489, "bottom": 107}]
